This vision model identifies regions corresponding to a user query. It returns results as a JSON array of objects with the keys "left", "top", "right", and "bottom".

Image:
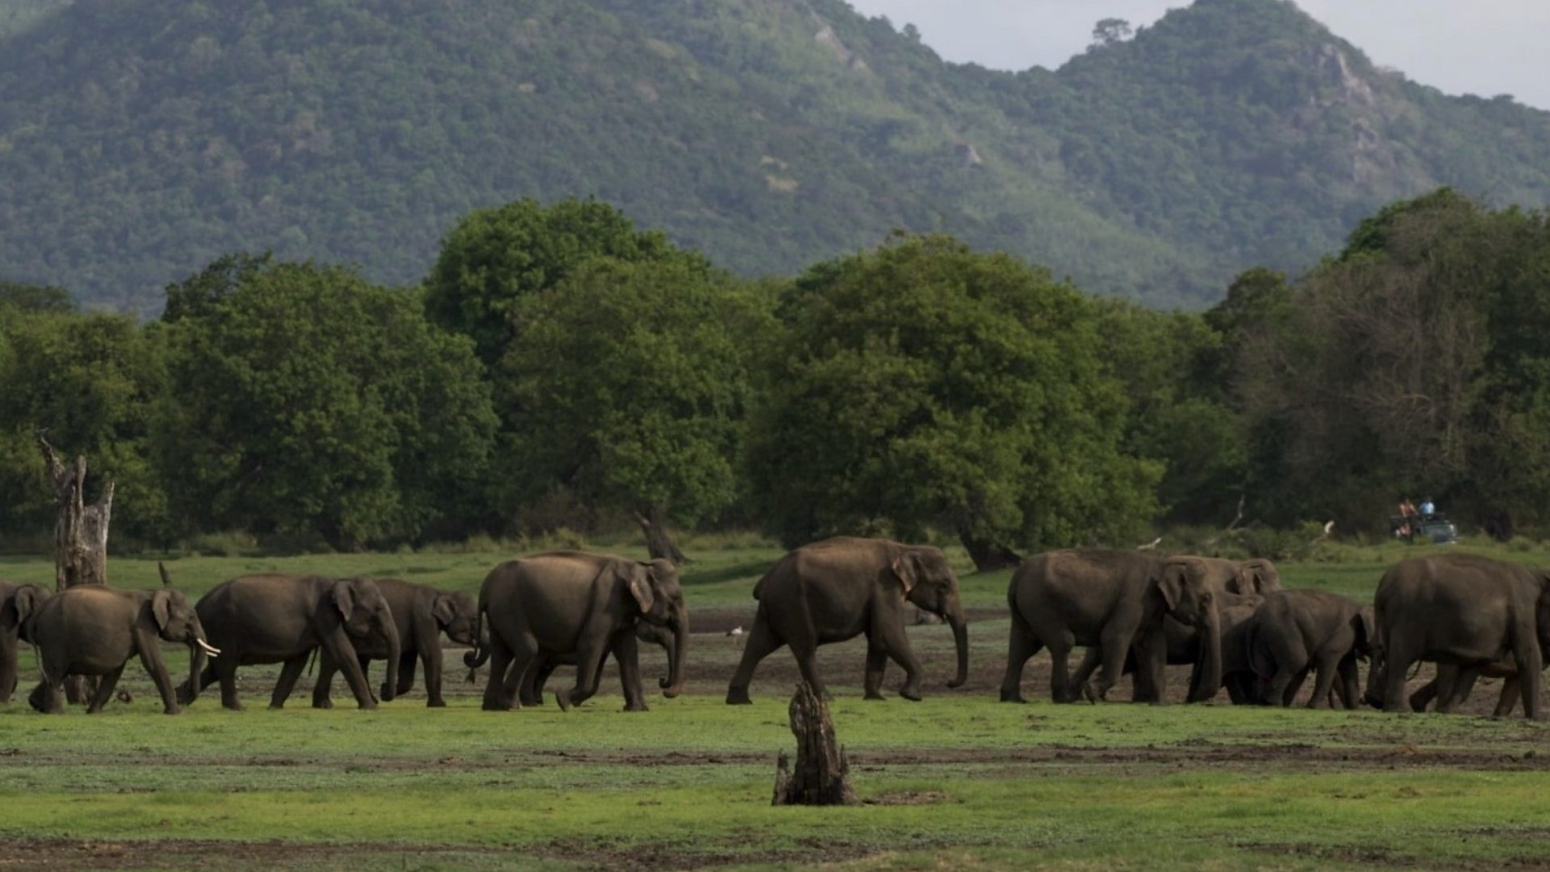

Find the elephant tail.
[{"left": 305, "top": 646, "right": 318, "bottom": 677}]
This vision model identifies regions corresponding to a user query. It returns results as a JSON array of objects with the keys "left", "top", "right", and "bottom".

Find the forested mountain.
[{"left": 2, "top": 0, "right": 1548, "bottom": 313}]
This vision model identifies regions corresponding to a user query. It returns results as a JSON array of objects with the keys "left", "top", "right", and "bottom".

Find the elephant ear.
[
  {"left": 333, "top": 581, "right": 357, "bottom": 623},
  {"left": 890, "top": 552, "right": 920, "bottom": 597},
  {"left": 151, "top": 589, "right": 175, "bottom": 633},
  {"left": 431, "top": 594, "right": 458, "bottom": 627},
  {"left": 1244, "top": 560, "right": 1280, "bottom": 594},
  {"left": 12, "top": 586, "right": 45, "bottom": 626},
  {"left": 621, "top": 564, "right": 654, "bottom": 614},
  {"left": 1155, "top": 563, "right": 1187, "bottom": 611}
]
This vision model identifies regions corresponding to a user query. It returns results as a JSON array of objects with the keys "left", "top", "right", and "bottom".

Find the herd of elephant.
[{"left": 0, "top": 538, "right": 1543, "bottom": 718}]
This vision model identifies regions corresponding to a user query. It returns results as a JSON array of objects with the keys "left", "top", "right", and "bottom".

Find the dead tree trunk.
[
  {"left": 771, "top": 683, "right": 857, "bottom": 806},
  {"left": 37, "top": 432, "right": 112, "bottom": 702},
  {"left": 634, "top": 504, "right": 688, "bottom": 566}
]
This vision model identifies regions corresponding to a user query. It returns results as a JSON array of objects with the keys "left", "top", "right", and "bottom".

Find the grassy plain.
[{"left": 2, "top": 538, "right": 1550, "bottom": 870}]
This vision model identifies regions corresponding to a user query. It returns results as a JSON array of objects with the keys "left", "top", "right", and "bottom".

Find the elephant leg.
[
  {"left": 1381, "top": 644, "right": 1418, "bottom": 713},
  {"left": 1409, "top": 677, "right": 1440, "bottom": 712},
  {"left": 138, "top": 645, "right": 180, "bottom": 715},
  {"left": 499, "top": 634, "right": 540, "bottom": 710},
  {"left": 613, "top": 632, "right": 647, "bottom": 712},
  {"left": 214, "top": 659, "right": 243, "bottom": 711},
  {"left": 1512, "top": 627, "right": 1543, "bottom": 720},
  {"left": 1047, "top": 638, "right": 1078, "bottom": 703},
  {"left": 312, "top": 652, "right": 340, "bottom": 710},
  {"left": 412, "top": 647, "right": 436, "bottom": 707},
  {"left": 1306, "top": 654, "right": 1341, "bottom": 710},
  {"left": 28, "top": 680, "right": 64, "bottom": 714},
  {"left": 178, "top": 661, "right": 219, "bottom": 706},
  {"left": 1438, "top": 668, "right": 1478, "bottom": 714},
  {"left": 1128, "top": 630, "right": 1166, "bottom": 705},
  {"left": 480, "top": 637, "right": 516, "bottom": 711},
  {"left": 269, "top": 653, "right": 311, "bottom": 710},
  {"left": 998, "top": 610, "right": 1044, "bottom": 704},
  {"left": 1494, "top": 675, "right": 1520, "bottom": 718},
  {"left": 560, "top": 638, "right": 609, "bottom": 712},
  {"left": 86, "top": 666, "right": 126, "bottom": 714},
  {"left": 870, "top": 613, "right": 925, "bottom": 702},
  {"left": 726, "top": 611, "right": 783, "bottom": 705},
  {"left": 0, "top": 633, "right": 17, "bottom": 704},
  {"left": 863, "top": 644, "right": 888, "bottom": 700},
  {"left": 1334, "top": 655, "right": 1360, "bottom": 710},
  {"left": 521, "top": 657, "right": 556, "bottom": 707},
  {"left": 323, "top": 629, "right": 377, "bottom": 710},
  {"left": 1066, "top": 647, "right": 1103, "bottom": 698}
]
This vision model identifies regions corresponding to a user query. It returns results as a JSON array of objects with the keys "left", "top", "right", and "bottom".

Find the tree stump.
[
  {"left": 771, "top": 683, "right": 857, "bottom": 806},
  {"left": 37, "top": 433, "right": 112, "bottom": 702},
  {"left": 634, "top": 504, "right": 688, "bottom": 566}
]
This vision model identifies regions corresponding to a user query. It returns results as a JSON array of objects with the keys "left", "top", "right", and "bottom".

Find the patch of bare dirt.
[{"left": 0, "top": 839, "right": 505, "bottom": 871}]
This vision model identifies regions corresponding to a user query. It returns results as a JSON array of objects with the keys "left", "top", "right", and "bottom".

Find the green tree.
[
  {"left": 747, "top": 234, "right": 1160, "bottom": 571},
  {"left": 0, "top": 280, "right": 74, "bottom": 313},
  {"left": 0, "top": 310, "right": 170, "bottom": 544},
  {"left": 501, "top": 256, "right": 750, "bottom": 563},
  {"left": 1234, "top": 190, "right": 1550, "bottom": 534},
  {"left": 158, "top": 258, "right": 496, "bottom": 549},
  {"left": 1094, "top": 300, "right": 1245, "bottom": 525},
  {"left": 424, "top": 199, "right": 707, "bottom": 371}
]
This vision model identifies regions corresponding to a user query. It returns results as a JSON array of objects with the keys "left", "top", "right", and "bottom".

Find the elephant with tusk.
[
  {"left": 26, "top": 585, "right": 217, "bottom": 714},
  {"left": 181, "top": 574, "right": 400, "bottom": 711}
]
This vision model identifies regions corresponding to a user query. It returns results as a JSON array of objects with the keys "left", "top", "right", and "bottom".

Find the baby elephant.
[
  {"left": 312, "top": 578, "right": 478, "bottom": 708},
  {"left": 1238, "top": 589, "right": 1374, "bottom": 708},
  {"left": 1, "top": 581, "right": 49, "bottom": 703},
  {"left": 27, "top": 586, "right": 220, "bottom": 714}
]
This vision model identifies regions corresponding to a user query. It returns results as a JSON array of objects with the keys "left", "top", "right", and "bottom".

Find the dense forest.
[
  {"left": 1, "top": 0, "right": 1549, "bottom": 312},
  {"left": 4, "top": 191, "right": 1548, "bottom": 568}
]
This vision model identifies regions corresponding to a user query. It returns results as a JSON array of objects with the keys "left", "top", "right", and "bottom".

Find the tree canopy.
[{"left": 747, "top": 234, "right": 1161, "bottom": 570}]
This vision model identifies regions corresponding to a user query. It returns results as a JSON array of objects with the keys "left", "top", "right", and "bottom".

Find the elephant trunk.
[
  {"left": 463, "top": 609, "right": 489, "bottom": 671},
  {"left": 1185, "top": 603, "right": 1222, "bottom": 703},
  {"left": 185, "top": 643, "right": 206, "bottom": 706},
  {"left": 379, "top": 608, "right": 401, "bottom": 703},
  {"left": 945, "top": 595, "right": 969, "bottom": 689},
  {"left": 660, "top": 604, "right": 689, "bottom": 698}
]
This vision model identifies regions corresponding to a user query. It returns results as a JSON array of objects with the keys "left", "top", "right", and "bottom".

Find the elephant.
[
  {"left": 181, "top": 574, "right": 400, "bottom": 711},
  {"left": 1000, "top": 550, "right": 1222, "bottom": 705},
  {"left": 1233, "top": 590, "right": 1374, "bottom": 708},
  {"left": 1409, "top": 661, "right": 1522, "bottom": 716},
  {"left": 1067, "top": 555, "right": 1278, "bottom": 701},
  {"left": 472, "top": 551, "right": 688, "bottom": 712},
  {"left": 517, "top": 621, "right": 674, "bottom": 707},
  {"left": 0, "top": 582, "right": 49, "bottom": 703},
  {"left": 312, "top": 578, "right": 477, "bottom": 708},
  {"left": 25, "top": 585, "right": 218, "bottom": 714},
  {"left": 1365, "top": 553, "right": 1550, "bottom": 718},
  {"left": 724, "top": 537, "right": 968, "bottom": 705}
]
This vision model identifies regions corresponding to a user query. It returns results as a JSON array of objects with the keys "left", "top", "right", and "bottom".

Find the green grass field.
[{"left": 3, "top": 538, "right": 1550, "bottom": 870}]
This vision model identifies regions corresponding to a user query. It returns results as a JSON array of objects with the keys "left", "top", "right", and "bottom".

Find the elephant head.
[
  {"left": 1156, "top": 559, "right": 1222, "bottom": 703},
  {"left": 3, "top": 584, "right": 49, "bottom": 642},
  {"left": 149, "top": 588, "right": 220, "bottom": 705},
  {"left": 1233, "top": 559, "right": 1281, "bottom": 595},
  {"left": 434, "top": 591, "right": 479, "bottom": 647},
  {"left": 893, "top": 547, "right": 969, "bottom": 689},
  {"left": 333, "top": 578, "right": 401, "bottom": 702},
  {"left": 620, "top": 559, "right": 689, "bottom": 698}
]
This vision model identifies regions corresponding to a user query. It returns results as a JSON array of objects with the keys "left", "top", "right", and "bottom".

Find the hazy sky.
[{"left": 845, "top": 1, "right": 1550, "bottom": 111}]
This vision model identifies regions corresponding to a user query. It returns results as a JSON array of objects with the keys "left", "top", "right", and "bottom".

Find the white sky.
[{"left": 845, "top": 1, "right": 1550, "bottom": 111}]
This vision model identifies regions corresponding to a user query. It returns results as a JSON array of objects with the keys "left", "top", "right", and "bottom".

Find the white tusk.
[{"left": 196, "top": 639, "right": 222, "bottom": 657}]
